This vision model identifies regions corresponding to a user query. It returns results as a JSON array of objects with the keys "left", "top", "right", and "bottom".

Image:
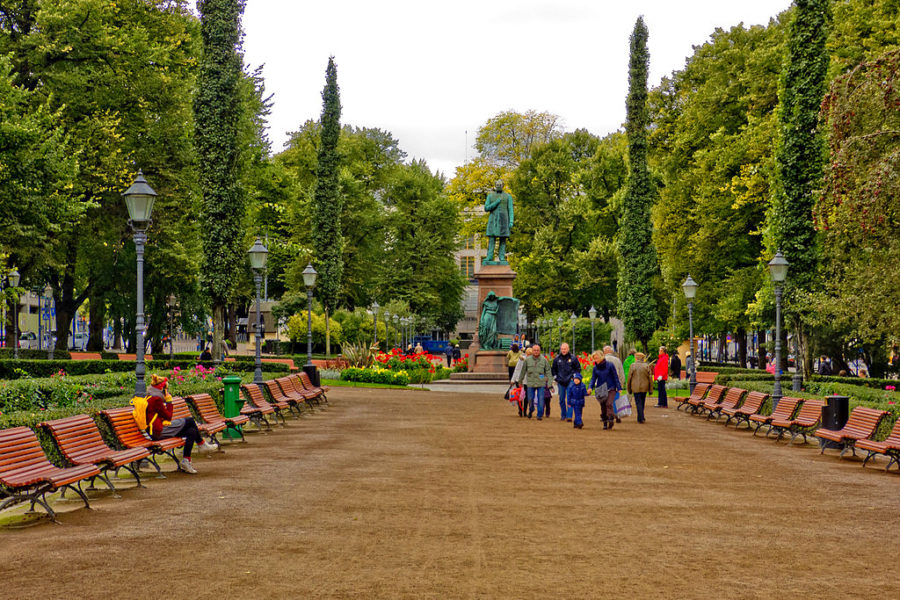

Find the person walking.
[
  {"left": 446, "top": 346, "right": 453, "bottom": 368},
  {"left": 588, "top": 351, "right": 621, "bottom": 430},
  {"left": 452, "top": 344, "right": 461, "bottom": 364},
  {"left": 670, "top": 351, "right": 682, "bottom": 380},
  {"left": 623, "top": 350, "right": 636, "bottom": 383},
  {"left": 653, "top": 346, "right": 670, "bottom": 408},
  {"left": 511, "top": 346, "right": 531, "bottom": 417},
  {"left": 504, "top": 343, "right": 522, "bottom": 400},
  {"left": 552, "top": 343, "right": 580, "bottom": 422},
  {"left": 567, "top": 372, "right": 588, "bottom": 429},
  {"left": 517, "top": 344, "right": 552, "bottom": 420},
  {"left": 626, "top": 352, "right": 652, "bottom": 423},
  {"left": 604, "top": 346, "right": 626, "bottom": 423}
]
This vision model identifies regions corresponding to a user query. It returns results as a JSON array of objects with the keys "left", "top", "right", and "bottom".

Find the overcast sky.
[{"left": 233, "top": 0, "right": 792, "bottom": 177}]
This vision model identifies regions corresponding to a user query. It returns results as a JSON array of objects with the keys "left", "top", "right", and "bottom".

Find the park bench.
[
  {"left": 186, "top": 393, "right": 249, "bottom": 442},
  {"left": 241, "top": 384, "right": 287, "bottom": 425},
  {"left": 769, "top": 398, "right": 825, "bottom": 444},
  {"left": 720, "top": 391, "right": 769, "bottom": 429},
  {"left": 117, "top": 354, "right": 153, "bottom": 361},
  {"left": 281, "top": 376, "right": 320, "bottom": 411},
  {"left": 266, "top": 379, "right": 309, "bottom": 415},
  {"left": 749, "top": 397, "right": 802, "bottom": 436},
  {"left": 171, "top": 397, "right": 226, "bottom": 445},
  {"left": 857, "top": 419, "right": 900, "bottom": 470},
  {"left": 261, "top": 357, "right": 299, "bottom": 372},
  {"left": 298, "top": 372, "right": 329, "bottom": 403},
  {"left": 0, "top": 426, "right": 101, "bottom": 520},
  {"left": 814, "top": 406, "right": 888, "bottom": 458},
  {"left": 40, "top": 414, "right": 150, "bottom": 492},
  {"left": 704, "top": 387, "right": 746, "bottom": 421},
  {"left": 681, "top": 371, "right": 718, "bottom": 384},
  {"left": 688, "top": 385, "right": 725, "bottom": 415},
  {"left": 70, "top": 352, "right": 102, "bottom": 360},
  {"left": 99, "top": 407, "right": 185, "bottom": 475},
  {"left": 674, "top": 383, "right": 710, "bottom": 411}
]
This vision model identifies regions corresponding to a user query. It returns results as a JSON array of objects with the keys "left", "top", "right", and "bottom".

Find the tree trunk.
[
  {"left": 325, "top": 307, "right": 331, "bottom": 358},
  {"left": 757, "top": 330, "right": 767, "bottom": 370},
  {"left": 227, "top": 303, "right": 237, "bottom": 348},
  {"left": 213, "top": 303, "right": 225, "bottom": 362},
  {"left": 86, "top": 298, "right": 106, "bottom": 351},
  {"left": 113, "top": 315, "right": 122, "bottom": 350},
  {"left": 737, "top": 327, "right": 747, "bottom": 368}
]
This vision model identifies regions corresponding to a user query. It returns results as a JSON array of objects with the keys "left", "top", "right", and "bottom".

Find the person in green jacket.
[
  {"left": 623, "top": 349, "right": 636, "bottom": 383},
  {"left": 517, "top": 344, "right": 552, "bottom": 420}
]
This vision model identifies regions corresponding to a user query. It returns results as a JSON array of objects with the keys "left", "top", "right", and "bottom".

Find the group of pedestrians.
[{"left": 506, "top": 341, "right": 679, "bottom": 430}]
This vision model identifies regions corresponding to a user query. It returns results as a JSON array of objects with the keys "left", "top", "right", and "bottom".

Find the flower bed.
[{"left": 340, "top": 367, "right": 410, "bottom": 386}]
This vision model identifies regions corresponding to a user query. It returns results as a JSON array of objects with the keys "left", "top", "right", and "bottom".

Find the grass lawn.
[{"left": 321, "top": 378, "right": 410, "bottom": 390}]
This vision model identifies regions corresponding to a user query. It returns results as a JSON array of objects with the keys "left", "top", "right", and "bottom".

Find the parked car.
[
  {"left": 69, "top": 332, "right": 89, "bottom": 351},
  {"left": 18, "top": 331, "right": 39, "bottom": 349}
]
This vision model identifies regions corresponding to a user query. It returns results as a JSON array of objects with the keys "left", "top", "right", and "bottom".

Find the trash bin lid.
[{"left": 222, "top": 375, "right": 243, "bottom": 384}]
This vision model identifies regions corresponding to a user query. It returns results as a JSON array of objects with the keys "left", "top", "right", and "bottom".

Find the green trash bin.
[{"left": 222, "top": 375, "right": 244, "bottom": 440}]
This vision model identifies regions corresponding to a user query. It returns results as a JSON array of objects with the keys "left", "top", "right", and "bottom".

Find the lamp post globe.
[
  {"left": 302, "top": 264, "right": 317, "bottom": 366},
  {"left": 682, "top": 275, "right": 698, "bottom": 394},
  {"left": 588, "top": 306, "right": 597, "bottom": 353},
  {"left": 570, "top": 313, "right": 577, "bottom": 353},
  {"left": 248, "top": 238, "right": 268, "bottom": 385},
  {"left": 123, "top": 170, "right": 157, "bottom": 396},
  {"left": 8, "top": 268, "right": 20, "bottom": 359},
  {"left": 768, "top": 251, "right": 789, "bottom": 408}
]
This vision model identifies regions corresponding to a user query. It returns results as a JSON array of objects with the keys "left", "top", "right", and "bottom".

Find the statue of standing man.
[{"left": 484, "top": 180, "right": 514, "bottom": 264}]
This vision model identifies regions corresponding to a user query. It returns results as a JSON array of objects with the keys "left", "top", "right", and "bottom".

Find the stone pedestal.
[{"left": 469, "top": 263, "right": 516, "bottom": 374}]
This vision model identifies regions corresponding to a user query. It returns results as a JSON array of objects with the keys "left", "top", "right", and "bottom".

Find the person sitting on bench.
[{"left": 145, "top": 375, "right": 217, "bottom": 474}]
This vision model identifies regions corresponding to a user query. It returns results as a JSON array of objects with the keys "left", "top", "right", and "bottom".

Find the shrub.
[
  {"left": 0, "top": 358, "right": 289, "bottom": 379},
  {"left": 340, "top": 367, "right": 409, "bottom": 386},
  {"left": 0, "top": 348, "right": 71, "bottom": 360}
]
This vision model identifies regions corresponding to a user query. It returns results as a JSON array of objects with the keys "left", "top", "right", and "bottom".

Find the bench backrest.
[
  {"left": 740, "top": 391, "right": 769, "bottom": 414},
  {"left": 719, "top": 387, "right": 746, "bottom": 409},
  {"left": 883, "top": 418, "right": 900, "bottom": 444},
  {"left": 100, "top": 407, "right": 150, "bottom": 449},
  {"left": 117, "top": 354, "right": 154, "bottom": 361},
  {"left": 705, "top": 385, "right": 727, "bottom": 405},
  {"left": 261, "top": 380, "right": 286, "bottom": 402},
  {"left": 41, "top": 414, "right": 109, "bottom": 465},
  {"left": 70, "top": 352, "right": 102, "bottom": 360},
  {"left": 277, "top": 377, "right": 304, "bottom": 398},
  {"left": 243, "top": 384, "right": 271, "bottom": 407},
  {"left": 842, "top": 406, "right": 888, "bottom": 436},
  {"left": 170, "top": 397, "right": 193, "bottom": 421},
  {"left": 771, "top": 397, "right": 802, "bottom": 421},
  {"left": 695, "top": 372, "right": 718, "bottom": 384},
  {"left": 689, "top": 383, "right": 711, "bottom": 401},
  {"left": 187, "top": 394, "right": 223, "bottom": 422},
  {"left": 0, "top": 427, "right": 53, "bottom": 478},
  {"left": 298, "top": 372, "right": 319, "bottom": 391},
  {"left": 793, "top": 399, "right": 825, "bottom": 424},
  {"left": 261, "top": 358, "right": 296, "bottom": 369}
]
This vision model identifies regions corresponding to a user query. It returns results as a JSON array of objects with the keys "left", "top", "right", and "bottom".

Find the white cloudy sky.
[{"left": 228, "top": 0, "right": 792, "bottom": 176}]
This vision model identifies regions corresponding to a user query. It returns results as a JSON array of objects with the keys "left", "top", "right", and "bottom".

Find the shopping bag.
[{"left": 614, "top": 392, "right": 632, "bottom": 417}]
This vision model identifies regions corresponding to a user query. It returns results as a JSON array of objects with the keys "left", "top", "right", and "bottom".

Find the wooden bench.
[
  {"left": 99, "top": 407, "right": 185, "bottom": 475},
  {"left": 674, "top": 383, "right": 710, "bottom": 411},
  {"left": 749, "top": 397, "right": 802, "bottom": 437},
  {"left": 858, "top": 419, "right": 900, "bottom": 470},
  {"left": 70, "top": 352, "right": 102, "bottom": 360},
  {"left": 117, "top": 354, "right": 154, "bottom": 361},
  {"left": 769, "top": 398, "right": 825, "bottom": 445},
  {"left": 186, "top": 394, "right": 249, "bottom": 442},
  {"left": 721, "top": 391, "right": 769, "bottom": 429},
  {"left": 0, "top": 426, "right": 101, "bottom": 520},
  {"left": 40, "top": 414, "right": 150, "bottom": 492},
  {"left": 261, "top": 357, "right": 299, "bottom": 372},
  {"left": 688, "top": 385, "right": 725, "bottom": 415},
  {"left": 681, "top": 371, "right": 719, "bottom": 384},
  {"left": 704, "top": 387, "right": 746, "bottom": 421},
  {"left": 298, "top": 372, "right": 328, "bottom": 402},
  {"left": 279, "top": 376, "right": 319, "bottom": 411},
  {"left": 814, "top": 406, "right": 888, "bottom": 458},
  {"left": 262, "top": 379, "right": 307, "bottom": 416},
  {"left": 171, "top": 397, "right": 226, "bottom": 445},
  {"left": 241, "top": 384, "right": 287, "bottom": 425}
]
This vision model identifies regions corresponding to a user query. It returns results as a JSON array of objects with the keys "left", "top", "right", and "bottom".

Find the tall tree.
[
  {"left": 311, "top": 57, "right": 343, "bottom": 356},
  {"left": 618, "top": 16, "right": 658, "bottom": 350},
  {"left": 195, "top": 0, "right": 246, "bottom": 360}
]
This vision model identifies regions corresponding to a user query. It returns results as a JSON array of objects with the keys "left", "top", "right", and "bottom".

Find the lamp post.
[
  {"left": 392, "top": 314, "right": 399, "bottom": 349},
  {"left": 167, "top": 294, "right": 177, "bottom": 360},
  {"left": 301, "top": 264, "right": 317, "bottom": 366},
  {"left": 768, "top": 251, "right": 789, "bottom": 409},
  {"left": 371, "top": 301, "right": 379, "bottom": 349},
  {"left": 123, "top": 170, "right": 157, "bottom": 396},
  {"left": 588, "top": 306, "right": 597, "bottom": 353},
  {"left": 570, "top": 313, "right": 577, "bottom": 353},
  {"left": 8, "top": 269, "right": 20, "bottom": 359},
  {"left": 682, "top": 275, "right": 698, "bottom": 394},
  {"left": 557, "top": 316, "right": 563, "bottom": 351},
  {"left": 384, "top": 311, "right": 391, "bottom": 349},
  {"left": 248, "top": 238, "right": 268, "bottom": 384},
  {"left": 45, "top": 284, "right": 54, "bottom": 360}
]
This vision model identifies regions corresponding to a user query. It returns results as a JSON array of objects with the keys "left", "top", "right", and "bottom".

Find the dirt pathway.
[{"left": 2, "top": 388, "right": 899, "bottom": 599}]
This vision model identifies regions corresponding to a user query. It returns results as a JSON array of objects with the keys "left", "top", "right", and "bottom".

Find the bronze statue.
[{"left": 484, "top": 180, "right": 514, "bottom": 264}]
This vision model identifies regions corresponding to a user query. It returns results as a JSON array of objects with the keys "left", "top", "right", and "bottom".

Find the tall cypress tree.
[
  {"left": 195, "top": 0, "right": 246, "bottom": 361},
  {"left": 618, "top": 17, "right": 657, "bottom": 350},
  {"left": 774, "top": 0, "right": 831, "bottom": 288},
  {"left": 312, "top": 57, "right": 343, "bottom": 356}
]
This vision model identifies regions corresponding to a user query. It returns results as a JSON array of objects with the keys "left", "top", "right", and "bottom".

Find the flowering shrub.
[{"left": 340, "top": 367, "right": 409, "bottom": 386}]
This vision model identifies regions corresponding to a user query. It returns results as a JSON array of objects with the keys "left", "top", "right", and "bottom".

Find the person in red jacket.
[
  {"left": 146, "top": 374, "right": 217, "bottom": 474},
  {"left": 653, "top": 347, "right": 670, "bottom": 408}
]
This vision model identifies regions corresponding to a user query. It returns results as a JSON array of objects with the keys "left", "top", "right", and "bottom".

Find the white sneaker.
[
  {"left": 198, "top": 440, "right": 219, "bottom": 455},
  {"left": 179, "top": 458, "right": 198, "bottom": 474}
]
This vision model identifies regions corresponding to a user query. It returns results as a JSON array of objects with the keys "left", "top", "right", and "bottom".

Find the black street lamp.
[
  {"left": 588, "top": 306, "right": 597, "bottom": 354},
  {"left": 392, "top": 314, "right": 400, "bottom": 348},
  {"left": 44, "top": 284, "right": 54, "bottom": 360},
  {"left": 123, "top": 170, "right": 157, "bottom": 396},
  {"left": 557, "top": 316, "right": 564, "bottom": 350},
  {"left": 768, "top": 251, "right": 789, "bottom": 409},
  {"left": 682, "top": 275, "right": 698, "bottom": 394},
  {"left": 248, "top": 238, "right": 268, "bottom": 384},
  {"left": 8, "top": 268, "right": 20, "bottom": 359},
  {"left": 167, "top": 294, "right": 177, "bottom": 360},
  {"left": 570, "top": 313, "right": 577, "bottom": 353},
  {"left": 371, "top": 301, "right": 379, "bottom": 349},
  {"left": 302, "top": 264, "right": 317, "bottom": 367}
]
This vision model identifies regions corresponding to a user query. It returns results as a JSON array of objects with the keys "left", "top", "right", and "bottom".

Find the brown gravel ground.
[{"left": 2, "top": 387, "right": 900, "bottom": 600}]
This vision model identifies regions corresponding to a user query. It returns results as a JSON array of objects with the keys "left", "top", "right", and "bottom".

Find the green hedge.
[
  {"left": 0, "top": 359, "right": 289, "bottom": 379},
  {"left": 341, "top": 367, "right": 409, "bottom": 386},
  {"left": 0, "top": 348, "right": 72, "bottom": 360},
  {"left": 809, "top": 374, "right": 898, "bottom": 390},
  {"left": 715, "top": 373, "right": 776, "bottom": 385}
]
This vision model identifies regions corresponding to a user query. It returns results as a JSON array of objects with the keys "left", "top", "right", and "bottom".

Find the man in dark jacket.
[
  {"left": 552, "top": 343, "right": 581, "bottom": 422},
  {"left": 670, "top": 352, "right": 682, "bottom": 380}
]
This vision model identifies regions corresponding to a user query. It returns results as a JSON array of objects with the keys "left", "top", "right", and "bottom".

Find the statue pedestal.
[{"left": 469, "top": 263, "right": 516, "bottom": 374}]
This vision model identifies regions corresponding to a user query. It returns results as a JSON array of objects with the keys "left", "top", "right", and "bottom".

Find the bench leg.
[
  {"left": 862, "top": 451, "right": 877, "bottom": 467},
  {"left": 227, "top": 424, "right": 246, "bottom": 443},
  {"left": 119, "top": 462, "right": 145, "bottom": 488},
  {"left": 63, "top": 482, "right": 92, "bottom": 510}
]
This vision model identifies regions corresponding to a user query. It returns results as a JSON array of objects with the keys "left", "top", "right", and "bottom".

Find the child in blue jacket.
[{"left": 567, "top": 372, "right": 588, "bottom": 429}]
